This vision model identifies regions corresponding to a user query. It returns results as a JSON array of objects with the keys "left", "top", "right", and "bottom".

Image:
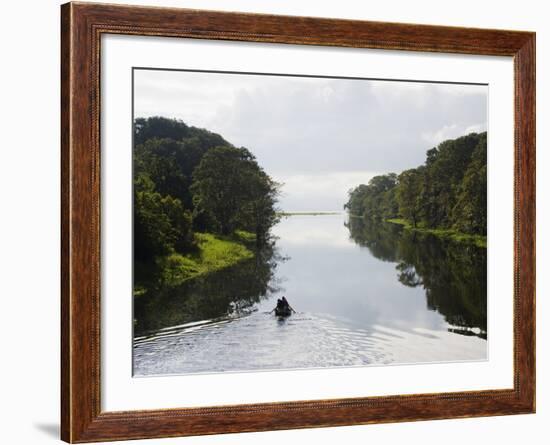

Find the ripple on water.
[
  {"left": 134, "top": 310, "right": 485, "bottom": 376},
  {"left": 136, "top": 311, "right": 487, "bottom": 376}
]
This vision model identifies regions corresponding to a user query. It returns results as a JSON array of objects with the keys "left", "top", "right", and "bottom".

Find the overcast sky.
[{"left": 134, "top": 69, "right": 487, "bottom": 211}]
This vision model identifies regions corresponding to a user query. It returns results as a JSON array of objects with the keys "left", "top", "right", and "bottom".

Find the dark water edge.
[{"left": 133, "top": 243, "right": 280, "bottom": 337}]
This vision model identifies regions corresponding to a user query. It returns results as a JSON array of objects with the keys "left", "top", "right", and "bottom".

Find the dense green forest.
[
  {"left": 133, "top": 117, "right": 280, "bottom": 294},
  {"left": 345, "top": 132, "right": 487, "bottom": 244}
]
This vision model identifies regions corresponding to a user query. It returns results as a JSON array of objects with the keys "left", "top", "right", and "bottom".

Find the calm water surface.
[{"left": 134, "top": 214, "right": 487, "bottom": 376}]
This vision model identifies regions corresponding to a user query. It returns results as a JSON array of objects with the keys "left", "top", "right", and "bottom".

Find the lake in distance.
[{"left": 133, "top": 213, "right": 487, "bottom": 376}]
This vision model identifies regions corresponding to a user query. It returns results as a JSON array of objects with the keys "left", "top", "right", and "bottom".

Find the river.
[{"left": 133, "top": 213, "right": 487, "bottom": 376}]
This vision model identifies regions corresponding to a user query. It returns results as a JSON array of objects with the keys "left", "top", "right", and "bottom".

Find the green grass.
[
  {"left": 157, "top": 232, "right": 254, "bottom": 286},
  {"left": 233, "top": 229, "right": 257, "bottom": 243},
  {"left": 386, "top": 218, "right": 487, "bottom": 248}
]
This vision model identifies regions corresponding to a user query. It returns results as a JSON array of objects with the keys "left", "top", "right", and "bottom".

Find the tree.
[
  {"left": 161, "top": 195, "right": 195, "bottom": 252},
  {"left": 238, "top": 172, "right": 281, "bottom": 247},
  {"left": 344, "top": 184, "right": 370, "bottom": 216},
  {"left": 452, "top": 133, "right": 487, "bottom": 234},
  {"left": 133, "top": 176, "right": 176, "bottom": 261},
  {"left": 345, "top": 132, "right": 487, "bottom": 236},
  {"left": 344, "top": 174, "right": 398, "bottom": 221},
  {"left": 396, "top": 167, "right": 424, "bottom": 228},
  {"left": 133, "top": 173, "right": 195, "bottom": 261},
  {"left": 191, "top": 146, "right": 279, "bottom": 240},
  {"left": 134, "top": 116, "right": 226, "bottom": 148},
  {"left": 420, "top": 133, "right": 482, "bottom": 228}
]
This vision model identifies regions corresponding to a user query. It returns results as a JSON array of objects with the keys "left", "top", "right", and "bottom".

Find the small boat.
[{"left": 275, "top": 307, "right": 292, "bottom": 317}]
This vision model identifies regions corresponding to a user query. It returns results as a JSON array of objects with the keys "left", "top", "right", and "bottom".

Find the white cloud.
[
  {"left": 421, "top": 123, "right": 460, "bottom": 146},
  {"left": 276, "top": 171, "right": 379, "bottom": 211},
  {"left": 421, "top": 122, "right": 487, "bottom": 146},
  {"left": 134, "top": 69, "right": 487, "bottom": 211},
  {"left": 465, "top": 123, "right": 487, "bottom": 134}
]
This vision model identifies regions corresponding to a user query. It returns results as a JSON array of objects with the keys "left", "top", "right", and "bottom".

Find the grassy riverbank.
[
  {"left": 386, "top": 218, "right": 487, "bottom": 248},
  {"left": 159, "top": 233, "right": 254, "bottom": 286},
  {"left": 135, "top": 232, "right": 255, "bottom": 296}
]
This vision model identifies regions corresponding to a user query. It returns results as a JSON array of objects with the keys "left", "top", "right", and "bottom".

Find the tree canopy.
[
  {"left": 134, "top": 117, "right": 280, "bottom": 263},
  {"left": 345, "top": 132, "right": 487, "bottom": 235}
]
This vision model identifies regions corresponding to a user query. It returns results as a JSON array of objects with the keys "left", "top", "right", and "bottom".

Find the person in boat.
[
  {"left": 281, "top": 296, "right": 290, "bottom": 310},
  {"left": 280, "top": 296, "right": 295, "bottom": 313},
  {"left": 273, "top": 296, "right": 293, "bottom": 315}
]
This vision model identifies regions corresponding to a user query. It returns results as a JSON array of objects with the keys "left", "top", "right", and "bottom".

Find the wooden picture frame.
[{"left": 61, "top": 2, "right": 535, "bottom": 442}]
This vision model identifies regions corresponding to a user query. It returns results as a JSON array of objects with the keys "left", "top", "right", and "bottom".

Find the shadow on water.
[
  {"left": 134, "top": 243, "right": 283, "bottom": 337},
  {"left": 346, "top": 217, "right": 487, "bottom": 339}
]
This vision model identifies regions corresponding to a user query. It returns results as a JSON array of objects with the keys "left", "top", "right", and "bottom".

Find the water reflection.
[
  {"left": 134, "top": 243, "right": 281, "bottom": 337},
  {"left": 133, "top": 214, "right": 487, "bottom": 375},
  {"left": 346, "top": 217, "right": 487, "bottom": 338}
]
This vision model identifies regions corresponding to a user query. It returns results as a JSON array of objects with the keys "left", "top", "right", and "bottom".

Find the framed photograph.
[{"left": 61, "top": 2, "right": 535, "bottom": 442}]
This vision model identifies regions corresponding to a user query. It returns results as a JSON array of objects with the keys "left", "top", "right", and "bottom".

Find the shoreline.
[
  {"left": 386, "top": 218, "right": 487, "bottom": 248},
  {"left": 134, "top": 232, "right": 255, "bottom": 297}
]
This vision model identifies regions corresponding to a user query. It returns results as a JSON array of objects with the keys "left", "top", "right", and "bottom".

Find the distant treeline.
[
  {"left": 134, "top": 117, "right": 279, "bottom": 263},
  {"left": 345, "top": 132, "right": 487, "bottom": 235}
]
